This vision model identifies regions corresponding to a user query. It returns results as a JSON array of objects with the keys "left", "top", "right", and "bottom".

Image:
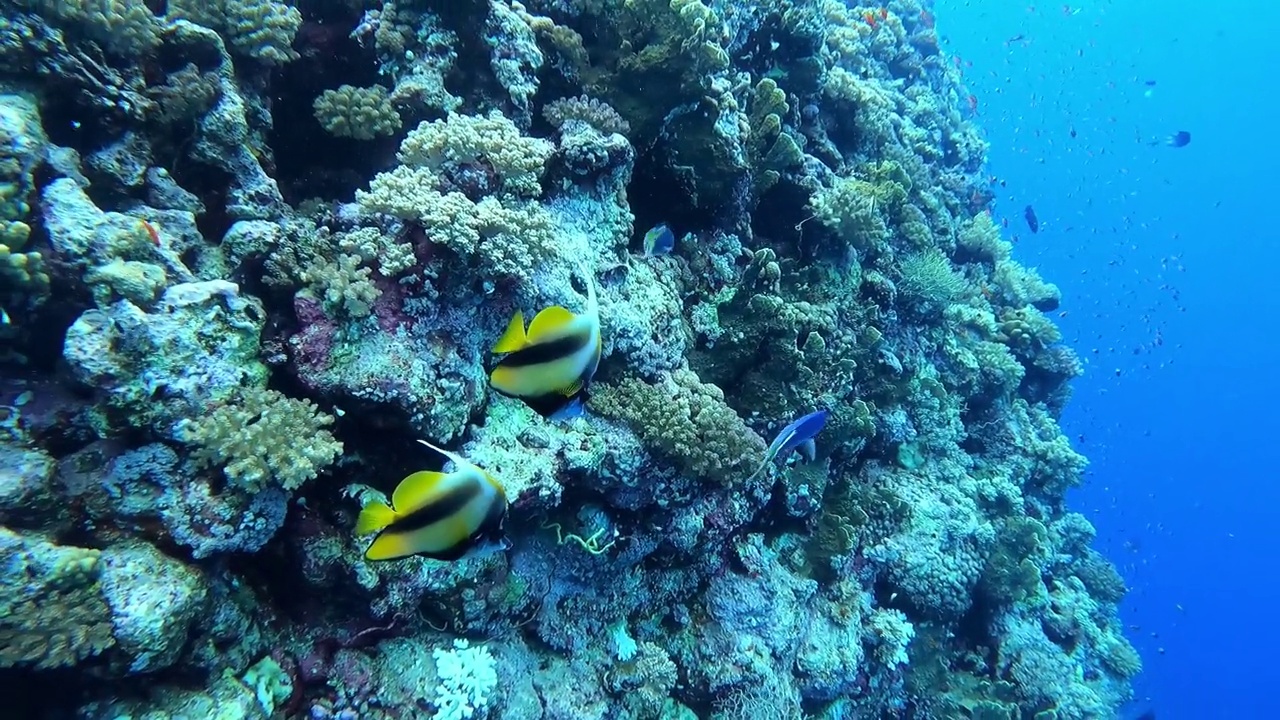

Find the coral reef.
[{"left": 0, "top": 1, "right": 1138, "bottom": 719}]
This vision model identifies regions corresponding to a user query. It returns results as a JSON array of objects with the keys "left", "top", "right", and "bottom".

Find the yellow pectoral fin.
[
  {"left": 559, "top": 378, "right": 584, "bottom": 397},
  {"left": 492, "top": 311, "right": 527, "bottom": 354},
  {"left": 355, "top": 501, "right": 397, "bottom": 535},
  {"left": 527, "top": 306, "right": 577, "bottom": 342},
  {"left": 392, "top": 470, "right": 452, "bottom": 514}
]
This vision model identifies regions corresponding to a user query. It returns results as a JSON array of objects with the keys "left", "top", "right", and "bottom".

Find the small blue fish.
[
  {"left": 643, "top": 223, "right": 676, "bottom": 256},
  {"left": 547, "top": 393, "right": 587, "bottom": 422},
  {"left": 747, "top": 409, "right": 829, "bottom": 481}
]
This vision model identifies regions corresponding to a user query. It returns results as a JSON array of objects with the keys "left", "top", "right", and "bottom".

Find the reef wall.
[{"left": 0, "top": 1, "right": 1138, "bottom": 718}]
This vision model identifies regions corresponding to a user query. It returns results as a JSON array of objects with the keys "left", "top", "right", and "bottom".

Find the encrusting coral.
[{"left": 0, "top": 529, "right": 116, "bottom": 669}]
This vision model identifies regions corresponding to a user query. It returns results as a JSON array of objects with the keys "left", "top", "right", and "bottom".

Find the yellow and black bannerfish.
[
  {"left": 489, "top": 269, "right": 601, "bottom": 410},
  {"left": 355, "top": 440, "right": 509, "bottom": 562}
]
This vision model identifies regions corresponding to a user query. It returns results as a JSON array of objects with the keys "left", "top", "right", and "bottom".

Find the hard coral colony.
[{"left": 0, "top": 1, "right": 1138, "bottom": 719}]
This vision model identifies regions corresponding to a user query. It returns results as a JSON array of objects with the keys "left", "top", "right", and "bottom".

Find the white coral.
[{"left": 432, "top": 639, "right": 497, "bottom": 720}]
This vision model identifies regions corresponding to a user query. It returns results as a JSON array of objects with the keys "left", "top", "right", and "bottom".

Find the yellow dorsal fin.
[
  {"left": 391, "top": 470, "right": 450, "bottom": 514},
  {"left": 559, "top": 378, "right": 584, "bottom": 398},
  {"left": 527, "top": 306, "right": 577, "bottom": 342},
  {"left": 492, "top": 311, "right": 527, "bottom": 354},
  {"left": 355, "top": 501, "right": 397, "bottom": 535}
]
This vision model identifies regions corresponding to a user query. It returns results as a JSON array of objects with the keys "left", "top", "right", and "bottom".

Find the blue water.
[{"left": 934, "top": 0, "right": 1280, "bottom": 716}]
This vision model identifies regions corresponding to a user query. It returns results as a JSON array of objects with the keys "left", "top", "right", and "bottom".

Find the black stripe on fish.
[
  {"left": 387, "top": 481, "right": 481, "bottom": 533},
  {"left": 498, "top": 330, "right": 592, "bottom": 369},
  {"left": 422, "top": 539, "right": 474, "bottom": 562},
  {"left": 421, "top": 492, "right": 507, "bottom": 562}
]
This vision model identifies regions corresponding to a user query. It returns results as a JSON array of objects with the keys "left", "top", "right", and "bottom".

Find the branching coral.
[
  {"left": 810, "top": 175, "right": 892, "bottom": 252},
  {"left": 168, "top": 0, "right": 302, "bottom": 64},
  {"left": 313, "top": 85, "right": 402, "bottom": 140},
  {"left": 356, "top": 112, "right": 558, "bottom": 283},
  {"left": 397, "top": 111, "right": 554, "bottom": 198},
  {"left": 590, "top": 368, "right": 765, "bottom": 484},
  {"left": 179, "top": 387, "right": 342, "bottom": 493},
  {"left": 300, "top": 252, "right": 381, "bottom": 318},
  {"left": 544, "top": 95, "right": 630, "bottom": 135},
  {"left": 744, "top": 78, "right": 803, "bottom": 198}
]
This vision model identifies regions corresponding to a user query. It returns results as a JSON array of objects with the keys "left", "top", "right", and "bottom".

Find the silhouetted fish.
[
  {"left": 1024, "top": 205, "right": 1039, "bottom": 233},
  {"left": 1149, "top": 131, "right": 1190, "bottom": 148}
]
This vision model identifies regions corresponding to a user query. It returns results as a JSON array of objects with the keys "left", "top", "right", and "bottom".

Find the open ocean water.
[{"left": 937, "top": 1, "right": 1280, "bottom": 716}]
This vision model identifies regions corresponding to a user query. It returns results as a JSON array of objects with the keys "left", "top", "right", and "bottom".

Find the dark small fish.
[
  {"left": 643, "top": 222, "right": 676, "bottom": 256},
  {"left": 1136, "top": 711, "right": 1156, "bottom": 720},
  {"left": 1024, "top": 205, "right": 1039, "bottom": 233},
  {"left": 1164, "top": 130, "right": 1191, "bottom": 147},
  {"left": 1144, "top": 79, "right": 1157, "bottom": 86}
]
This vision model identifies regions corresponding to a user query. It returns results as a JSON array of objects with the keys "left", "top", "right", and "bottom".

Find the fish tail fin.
[
  {"left": 744, "top": 457, "right": 770, "bottom": 484},
  {"left": 355, "top": 501, "right": 396, "bottom": 535}
]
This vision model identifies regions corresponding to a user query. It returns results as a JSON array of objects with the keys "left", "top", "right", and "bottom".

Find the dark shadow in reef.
[
  {"left": 627, "top": 136, "right": 720, "bottom": 254},
  {"left": 268, "top": 2, "right": 399, "bottom": 204}
]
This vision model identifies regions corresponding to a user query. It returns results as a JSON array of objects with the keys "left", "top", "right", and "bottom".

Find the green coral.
[
  {"left": 957, "top": 212, "right": 1011, "bottom": 262},
  {"left": 355, "top": 112, "right": 558, "bottom": 284},
  {"left": 313, "top": 85, "right": 402, "bottom": 140},
  {"left": 980, "top": 516, "right": 1049, "bottom": 606},
  {"left": 168, "top": 0, "right": 302, "bottom": 64},
  {"left": 0, "top": 93, "right": 49, "bottom": 318},
  {"left": 745, "top": 78, "right": 803, "bottom": 197},
  {"left": 300, "top": 252, "right": 381, "bottom": 318},
  {"left": 897, "top": 249, "right": 967, "bottom": 307},
  {"left": 591, "top": 368, "right": 765, "bottom": 484},
  {"left": 993, "top": 260, "right": 1062, "bottom": 310},
  {"left": 0, "top": 529, "right": 116, "bottom": 669},
  {"left": 180, "top": 387, "right": 343, "bottom": 493},
  {"left": 997, "top": 307, "right": 1062, "bottom": 354},
  {"left": 810, "top": 175, "right": 891, "bottom": 252}
]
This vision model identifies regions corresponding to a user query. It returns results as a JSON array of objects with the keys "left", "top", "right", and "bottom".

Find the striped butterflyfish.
[
  {"left": 355, "top": 439, "right": 509, "bottom": 562},
  {"left": 489, "top": 270, "right": 601, "bottom": 412}
]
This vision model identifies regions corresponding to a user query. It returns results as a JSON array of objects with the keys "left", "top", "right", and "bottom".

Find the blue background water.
[{"left": 932, "top": 0, "right": 1279, "bottom": 716}]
